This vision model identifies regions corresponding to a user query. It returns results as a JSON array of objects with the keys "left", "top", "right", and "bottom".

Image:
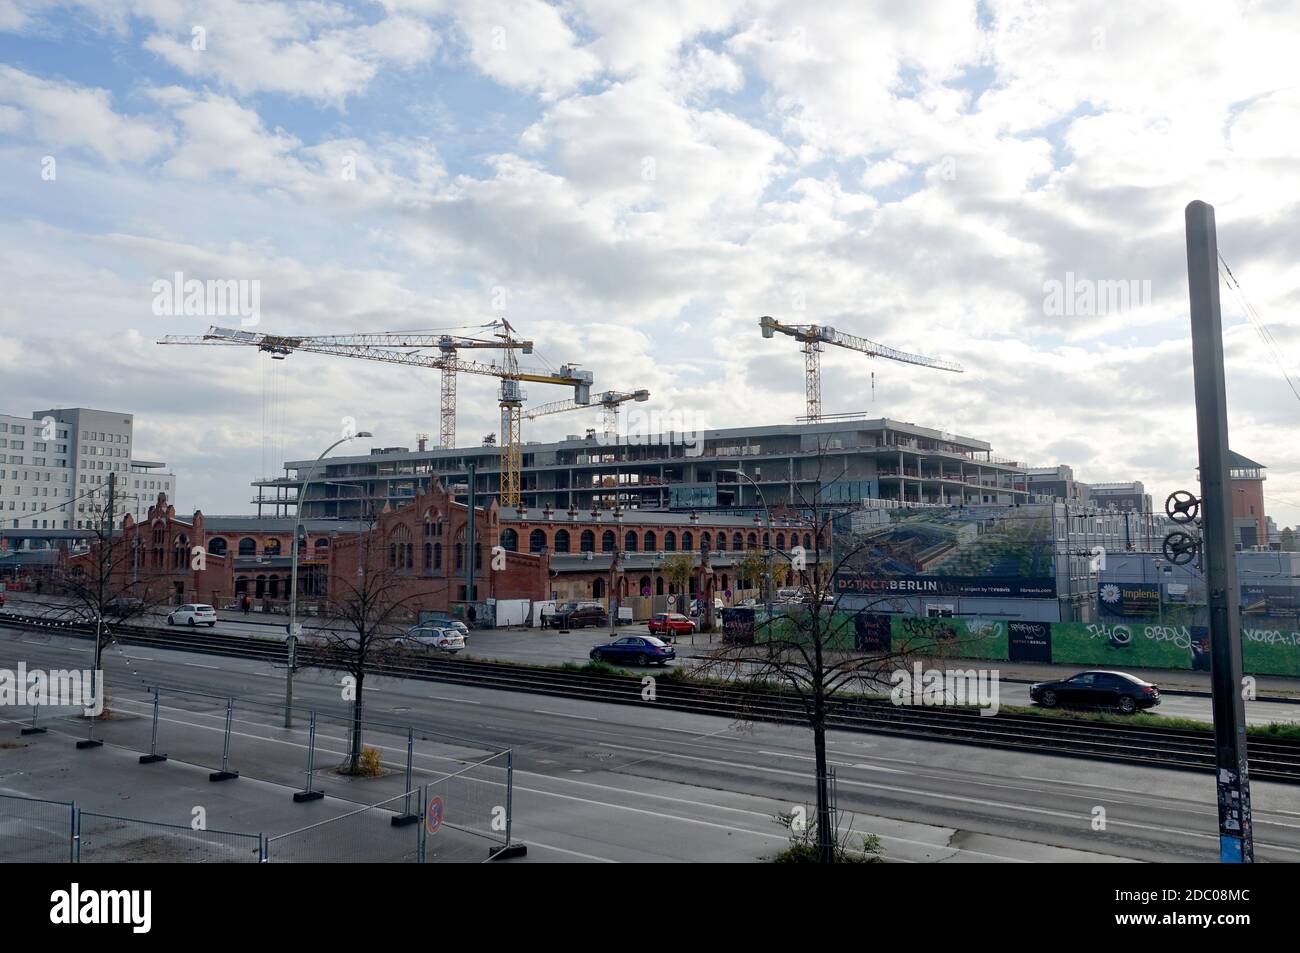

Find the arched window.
[
  {"left": 173, "top": 534, "right": 189, "bottom": 569},
  {"left": 255, "top": 574, "right": 266, "bottom": 598},
  {"left": 434, "top": 542, "right": 442, "bottom": 570},
  {"left": 720, "top": 573, "right": 729, "bottom": 593},
  {"left": 643, "top": 531, "right": 657, "bottom": 552},
  {"left": 624, "top": 530, "right": 638, "bottom": 552},
  {"left": 762, "top": 532, "right": 770, "bottom": 548},
  {"left": 803, "top": 533, "right": 812, "bottom": 550},
  {"left": 638, "top": 575, "right": 651, "bottom": 596},
  {"left": 601, "top": 530, "right": 616, "bottom": 553},
  {"left": 238, "top": 537, "right": 256, "bottom": 556},
  {"left": 314, "top": 538, "right": 329, "bottom": 551},
  {"left": 656, "top": 576, "right": 665, "bottom": 595},
  {"left": 732, "top": 532, "right": 743, "bottom": 551},
  {"left": 554, "top": 530, "right": 570, "bottom": 553},
  {"left": 265, "top": 538, "right": 281, "bottom": 556},
  {"left": 592, "top": 578, "right": 606, "bottom": 599},
  {"left": 682, "top": 531, "right": 693, "bottom": 552},
  {"left": 664, "top": 531, "right": 677, "bottom": 552},
  {"left": 747, "top": 532, "right": 757, "bottom": 549},
  {"left": 269, "top": 574, "right": 280, "bottom": 599},
  {"left": 208, "top": 537, "right": 228, "bottom": 557},
  {"left": 455, "top": 542, "right": 464, "bottom": 569},
  {"left": 423, "top": 510, "right": 435, "bottom": 537},
  {"left": 529, "top": 529, "right": 547, "bottom": 553},
  {"left": 716, "top": 533, "right": 726, "bottom": 551},
  {"left": 424, "top": 542, "right": 433, "bottom": 571},
  {"left": 580, "top": 530, "right": 595, "bottom": 553},
  {"left": 701, "top": 532, "right": 711, "bottom": 552},
  {"left": 500, "top": 528, "right": 519, "bottom": 552}
]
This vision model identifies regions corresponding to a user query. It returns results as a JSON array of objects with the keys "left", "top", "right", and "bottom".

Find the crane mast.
[
  {"left": 157, "top": 324, "right": 591, "bottom": 508},
  {"left": 759, "top": 315, "right": 962, "bottom": 423},
  {"left": 524, "top": 389, "right": 650, "bottom": 438}
]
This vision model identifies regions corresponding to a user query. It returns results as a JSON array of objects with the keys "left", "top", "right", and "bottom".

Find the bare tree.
[
  {"left": 698, "top": 448, "right": 991, "bottom": 862},
  {"left": 48, "top": 478, "right": 170, "bottom": 715},
  {"left": 304, "top": 520, "right": 426, "bottom": 775},
  {"left": 661, "top": 553, "right": 694, "bottom": 614}
]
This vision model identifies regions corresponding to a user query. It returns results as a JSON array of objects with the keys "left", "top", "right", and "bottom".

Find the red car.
[
  {"left": 0, "top": 592, "right": 5, "bottom": 608},
  {"left": 648, "top": 613, "right": 695, "bottom": 639}
]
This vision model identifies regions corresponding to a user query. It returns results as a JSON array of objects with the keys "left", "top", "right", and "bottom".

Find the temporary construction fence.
[
  {"left": 0, "top": 792, "right": 75, "bottom": 862},
  {"left": 76, "top": 811, "right": 264, "bottom": 863},
  {"left": 266, "top": 751, "right": 515, "bottom": 863},
  {"left": 6, "top": 681, "right": 522, "bottom": 861}
]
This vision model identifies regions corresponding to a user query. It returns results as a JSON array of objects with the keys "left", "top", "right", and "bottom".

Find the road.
[
  {"left": 8, "top": 594, "right": 1300, "bottom": 726},
  {"left": 4, "top": 622, "right": 1300, "bottom": 863}
]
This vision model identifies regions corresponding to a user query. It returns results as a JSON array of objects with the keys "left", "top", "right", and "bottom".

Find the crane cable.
[{"left": 1218, "top": 253, "right": 1300, "bottom": 407}]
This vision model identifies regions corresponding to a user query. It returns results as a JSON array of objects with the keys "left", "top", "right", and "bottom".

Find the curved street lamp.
[{"left": 285, "top": 431, "right": 372, "bottom": 727}]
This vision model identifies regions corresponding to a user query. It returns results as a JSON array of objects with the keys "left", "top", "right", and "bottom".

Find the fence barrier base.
[
  {"left": 75, "top": 739, "right": 103, "bottom": 749},
  {"left": 390, "top": 814, "right": 419, "bottom": 827},
  {"left": 209, "top": 770, "right": 239, "bottom": 782},
  {"left": 139, "top": 753, "right": 168, "bottom": 764},
  {"left": 20, "top": 726, "right": 47, "bottom": 735},
  {"left": 489, "top": 843, "right": 527, "bottom": 860}
]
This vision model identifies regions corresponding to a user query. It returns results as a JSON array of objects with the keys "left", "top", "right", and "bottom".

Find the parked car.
[
  {"left": 167, "top": 604, "right": 217, "bottom": 627},
  {"left": 550, "top": 602, "right": 607, "bottom": 628},
  {"left": 0, "top": 591, "right": 5, "bottom": 609},
  {"left": 648, "top": 612, "right": 696, "bottom": 639},
  {"left": 1029, "top": 670, "right": 1160, "bottom": 714},
  {"left": 414, "top": 618, "right": 469, "bottom": 642},
  {"left": 590, "top": 635, "right": 676, "bottom": 667},
  {"left": 400, "top": 625, "right": 466, "bottom": 654}
]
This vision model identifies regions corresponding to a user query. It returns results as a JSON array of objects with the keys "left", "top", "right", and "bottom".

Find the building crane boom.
[
  {"left": 758, "top": 315, "right": 962, "bottom": 423},
  {"left": 157, "top": 324, "right": 591, "bottom": 507},
  {"left": 524, "top": 388, "right": 650, "bottom": 438}
]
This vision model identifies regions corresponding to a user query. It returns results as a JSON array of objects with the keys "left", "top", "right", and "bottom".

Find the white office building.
[{"left": 0, "top": 408, "right": 176, "bottom": 530}]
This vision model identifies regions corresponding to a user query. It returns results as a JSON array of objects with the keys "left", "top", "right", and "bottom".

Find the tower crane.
[
  {"left": 157, "top": 323, "right": 592, "bottom": 507},
  {"left": 524, "top": 389, "right": 650, "bottom": 438},
  {"left": 758, "top": 315, "right": 963, "bottom": 423}
]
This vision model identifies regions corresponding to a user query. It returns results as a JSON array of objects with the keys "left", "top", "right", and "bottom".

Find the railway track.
[{"left": 5, "top": 610, "right": 1300, "bottom": 783}]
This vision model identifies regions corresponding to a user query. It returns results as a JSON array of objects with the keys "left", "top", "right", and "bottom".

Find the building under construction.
[{"left": 252, "top": 418, "right": 1031, "bottom": 520}]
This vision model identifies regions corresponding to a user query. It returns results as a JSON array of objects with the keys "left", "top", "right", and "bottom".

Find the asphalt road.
[
  {"left": 4, "top": 622, "right": 1300, "bottom": 863},
  {"left": 8, "top": 594, "right": 1300, "bottom": 727}
]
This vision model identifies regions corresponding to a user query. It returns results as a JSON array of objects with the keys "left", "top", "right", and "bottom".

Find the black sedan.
[
  {"left": 590, "top": 636, "right": 676, "bottom": 667},
  {"left": 1029, "top": 670, "right": 1160, "bottom": 714}
]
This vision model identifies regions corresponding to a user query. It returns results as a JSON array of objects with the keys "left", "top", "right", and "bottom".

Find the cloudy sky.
[{"left": 1, "top": 0, "right": 1298, "bottom": 525}]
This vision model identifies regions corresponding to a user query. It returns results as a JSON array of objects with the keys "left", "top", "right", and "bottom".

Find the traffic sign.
[{"left": 425, "top": 795, "right": 445, "bottom": 834}]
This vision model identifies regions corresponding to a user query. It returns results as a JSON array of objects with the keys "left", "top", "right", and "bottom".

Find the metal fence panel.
[
  {"left": 423, "top": 752, "right": 512, "bottom": 863},
  {"left": 77, "top": 812, "right": 262, "bottom": 863},
  {"left": 264, "top": 789, "right": 424, "bottom": 863},
  {"left": 0, "top": 793, "right": 74, "bottom": 863}
]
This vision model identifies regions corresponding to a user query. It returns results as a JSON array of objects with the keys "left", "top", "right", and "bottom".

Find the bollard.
[
  {"left": 209, "top": 696, "right": 239, "bottom": 781},
  {"left": 293, "top": 710, "right": 324, "bottom": 802},
  {"left": 139, "top": 687, "right": 167, "bottom": 763}
]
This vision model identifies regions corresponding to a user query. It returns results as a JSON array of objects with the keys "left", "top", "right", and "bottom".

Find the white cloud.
[{"left": 0, "top": 65, "right": 173, "bottom": 162}]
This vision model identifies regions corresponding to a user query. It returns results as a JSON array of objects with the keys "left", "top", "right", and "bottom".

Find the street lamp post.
[
  {"left": 285, "top": 431, "right": 372, "bottom": 728},
  {"left": 724, "top": 468, "right": 773, "bottom": 620}
]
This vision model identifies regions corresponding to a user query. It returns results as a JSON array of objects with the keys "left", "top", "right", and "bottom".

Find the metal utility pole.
[
  {"left": 286, "top": 431, "right": 371, "bottom": 728},
  {"left": 1185, "top": 199, "right": 1253, "bottom": 863}
]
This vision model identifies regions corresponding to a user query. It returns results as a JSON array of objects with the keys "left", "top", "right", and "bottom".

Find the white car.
[
  {"left": 402, "top": 625, "right": 466, "bottom": 654},
  {"left": 167, "top": 604, "right": 217, "bottom": 627}
]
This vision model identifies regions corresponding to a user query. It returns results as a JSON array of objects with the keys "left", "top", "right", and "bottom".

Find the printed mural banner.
[{"left": 833, "top": 506, "right": 1058, "bottom": 600}]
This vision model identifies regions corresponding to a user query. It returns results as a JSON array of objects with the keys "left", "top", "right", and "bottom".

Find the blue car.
[{"left": 590, "top": 635, "right": 676, "bottom": 667}]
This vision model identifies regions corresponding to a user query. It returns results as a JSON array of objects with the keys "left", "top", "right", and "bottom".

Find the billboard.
[
  {"left": 833, "top": 506, "right": 1057, "bottom": 600},
  {"left": 1097, "top": 582, "right": 1161, "bottom": 618}
]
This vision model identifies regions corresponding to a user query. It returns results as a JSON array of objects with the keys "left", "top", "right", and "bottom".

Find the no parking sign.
[{"left": 426, "top": 795, "right": 445, "bottom": 834}]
